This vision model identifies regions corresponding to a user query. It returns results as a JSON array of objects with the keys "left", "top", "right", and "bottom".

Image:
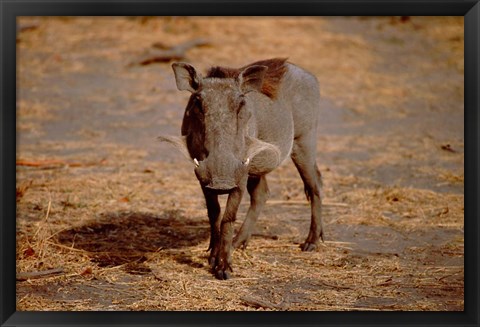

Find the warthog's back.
[
  {"left": 249, "top": 61, "right": 320, "bottom": 174},
  {"left": 278, "top": 62, "right": 320, "bottom": 139}
]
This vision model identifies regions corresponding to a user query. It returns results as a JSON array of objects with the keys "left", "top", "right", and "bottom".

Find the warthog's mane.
[{"left": 206, "top": 58, "right": 288, "bottom": 99}]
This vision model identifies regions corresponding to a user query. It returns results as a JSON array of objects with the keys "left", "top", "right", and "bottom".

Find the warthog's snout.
[
  {"left": 194, "top": 156, "right": 249, "bottom": 191},
  {"left": 205, "top": 179, "right": 236, "bottom": 192}
]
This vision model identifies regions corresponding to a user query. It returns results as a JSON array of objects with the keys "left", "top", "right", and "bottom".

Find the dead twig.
[
  {"left": 16, "top": 158, "right": 107, "bottom": 168},
  {"left": 17, "top": 268, "right": 65, "bottom": 281},
  {"left": 17, "top": 23, "right": 39, "bottom": 34},
  {"left": 251, "top": 233, "right": 279, "bottom": 240},
  {"left": 16, "top": 180, "right": 33, "bottom": 202},
  {"left": 267, "top": 200, "right": 348, "bottom": 207},
  {"left": 45, "top": 240, "right": 90, "bottom": 254},
  {"left": 318, "top": 280, "right": 354, "bottom": 290},
  {"left": 240, "top": 295, "right": 285, "bottom": 310},
  {"left": 132, "top": 38, "right": 211, "bottom": 66},
  {"left": 247, "top": 244, "right": 298, "bottom": 250},
  {"left": 440, "top": 144, "right": 456, "bottom": 153}
]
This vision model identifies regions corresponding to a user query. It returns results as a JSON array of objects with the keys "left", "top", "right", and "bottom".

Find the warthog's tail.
[{"left": 157, "top": 135, "right": 192, "bottom": 162}]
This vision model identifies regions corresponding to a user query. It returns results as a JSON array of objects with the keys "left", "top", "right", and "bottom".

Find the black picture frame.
[{"left": 1, "top": 1, "right": 478, "bottom": 326}]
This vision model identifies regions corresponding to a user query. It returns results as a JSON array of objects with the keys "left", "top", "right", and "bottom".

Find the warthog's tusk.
[
  {"left": 193, "top": 158, "right": 200, "bottom": 167},
  {"left": 243, "top": 158, "right": 250, "bottom": 166}
]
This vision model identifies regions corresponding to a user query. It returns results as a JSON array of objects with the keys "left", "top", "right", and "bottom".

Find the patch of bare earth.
[{"left": 17, "top": 16, "right": 463, "bottom": 311}]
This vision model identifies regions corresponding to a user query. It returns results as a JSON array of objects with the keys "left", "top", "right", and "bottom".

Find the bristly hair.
[{"left": 206, "top": 58, "right": 288, "bottom": 99}]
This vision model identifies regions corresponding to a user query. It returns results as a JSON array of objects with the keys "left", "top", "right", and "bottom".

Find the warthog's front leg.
[
  {"left": 233, "top": 175, "right": 269, "bottom": 249},
  {"left": 202, "top": 187, "right": 221, "bottom": 267},
  {"left": 213, "top": 186, "right": 244, "bottom": 280}
]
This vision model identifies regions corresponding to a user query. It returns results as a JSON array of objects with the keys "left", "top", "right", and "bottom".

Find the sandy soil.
[{"left": 16, "top": 16, "right": 464, "bottom": 311}]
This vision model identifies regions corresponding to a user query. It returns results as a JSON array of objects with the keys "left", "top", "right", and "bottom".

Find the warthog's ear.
[
  {"left": 172, "top": 63, "right": 201, "bottom": 92},
  {"left": 238, "top": 65, "right": 268, "bottom": 94}
]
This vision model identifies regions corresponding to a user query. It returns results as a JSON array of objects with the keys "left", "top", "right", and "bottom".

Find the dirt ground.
[{"left": 16, "top": 16, "right": 464, "bottom": 311}]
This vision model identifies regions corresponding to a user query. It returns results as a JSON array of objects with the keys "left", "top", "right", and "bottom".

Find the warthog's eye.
[
  {"left": 193, "top": 94, "right": 204, "bottom": 114},
  {"left": 237, "top": 96, "right": 251, "bottom": 123},
  {"left": 237, "top": 96, "right": 246, "bottom": 112}
]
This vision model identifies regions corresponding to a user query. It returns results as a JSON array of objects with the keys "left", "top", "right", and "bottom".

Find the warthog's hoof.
[
  {"left": 233, "top": 235, "right": 250, "bottom": 250},
  {"left": 209, "top": 255, "right": 233, "bottom": 280},
  {"left": 214, "top": 268, "right": 231, "bottom": 280},
  {"left": 213, "top": 262, "right": 233, "bottom": 280},
  {"left": 300, "top": 242, "right": 318, "bottom": 252}
]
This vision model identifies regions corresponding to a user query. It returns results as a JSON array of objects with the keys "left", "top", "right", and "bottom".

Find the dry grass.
[{"left": 16, "top": 16, "right": 464, "bottom": 311}]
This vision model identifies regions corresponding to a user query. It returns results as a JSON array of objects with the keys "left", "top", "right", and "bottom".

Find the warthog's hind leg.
[{"left": 291, "top": 135, "right": 324, "bottom": 251}]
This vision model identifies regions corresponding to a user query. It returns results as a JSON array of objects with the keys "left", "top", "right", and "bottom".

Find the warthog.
[{"left": 159, "top": 58, "right": 323, "bottom": 279}]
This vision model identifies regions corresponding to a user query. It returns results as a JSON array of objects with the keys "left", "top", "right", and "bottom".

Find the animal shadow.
[{"left": 56, "top": 210, "right": 209, "bottom": 274}]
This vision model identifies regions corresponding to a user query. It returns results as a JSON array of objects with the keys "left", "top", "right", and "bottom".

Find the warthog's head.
[{"left": 159, "top": 61, "right": 281, "bottom": 192}]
